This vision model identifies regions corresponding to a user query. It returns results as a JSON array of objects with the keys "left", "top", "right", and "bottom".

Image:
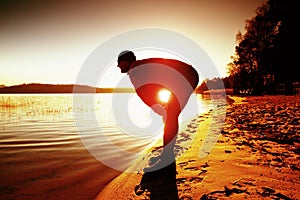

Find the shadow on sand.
[{"left": 135, "top": 161, "right": 179, "bottom": 200}]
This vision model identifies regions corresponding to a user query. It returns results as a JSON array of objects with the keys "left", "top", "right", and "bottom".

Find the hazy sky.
[{"left": 1, "top": 0, "right": 265, "bottom": 87}]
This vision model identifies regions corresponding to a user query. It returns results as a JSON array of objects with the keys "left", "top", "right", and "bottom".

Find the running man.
[{"left": 117, "top": 50, "right": 199, "bottom": 169}]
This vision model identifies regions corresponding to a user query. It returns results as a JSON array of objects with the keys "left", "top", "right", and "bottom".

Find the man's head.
[{"left": 117, "top": 50, "right": 136, "bottom": 73}]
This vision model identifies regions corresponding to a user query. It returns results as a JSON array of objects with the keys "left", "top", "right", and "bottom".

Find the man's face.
[{"left": 117, "top": 61, "right": 130, "bottom": 73}]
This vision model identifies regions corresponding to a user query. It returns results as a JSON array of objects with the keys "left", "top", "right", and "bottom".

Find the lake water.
[{"left": 0, "top": 93, "right": 220, "bottom": 199}]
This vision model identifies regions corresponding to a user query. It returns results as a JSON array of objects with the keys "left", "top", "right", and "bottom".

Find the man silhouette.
[{"left": 117, "top": 50, "right": 199, "bottom": 169}]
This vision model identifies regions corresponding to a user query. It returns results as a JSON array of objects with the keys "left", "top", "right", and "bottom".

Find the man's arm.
[{"left": 136, "top": 85, "right": 166, "bottom": 116}]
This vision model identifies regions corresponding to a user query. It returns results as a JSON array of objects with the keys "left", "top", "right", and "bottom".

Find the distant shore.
[
  {"left": 0, "top": 83, "right": 135, "bottom": 93},
  {"left": 0, "top": 83, "right": 234, "bottom": 94}
]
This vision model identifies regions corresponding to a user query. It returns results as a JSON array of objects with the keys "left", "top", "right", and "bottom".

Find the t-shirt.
[{"left": 127, "top": 58, "right": 199, "bottom": 110}]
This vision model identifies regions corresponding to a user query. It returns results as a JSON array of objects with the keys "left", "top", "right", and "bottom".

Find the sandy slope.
[{"left": 96, "top": 95, "right": 300, "bottom": 200}]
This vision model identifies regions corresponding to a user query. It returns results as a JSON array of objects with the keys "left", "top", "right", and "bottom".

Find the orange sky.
[{"left": 0, "top": 0, "right": 265, "bottom": 87}]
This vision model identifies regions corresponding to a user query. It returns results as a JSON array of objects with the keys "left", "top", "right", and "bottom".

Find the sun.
[{"left": 158, "top": 89, "right": 171, "bottom": 103}]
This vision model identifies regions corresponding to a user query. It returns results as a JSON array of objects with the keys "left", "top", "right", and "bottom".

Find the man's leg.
[
  {"left": 160, "top": 93, "right": 182, "bottom": 164},
  {"left": 162, "top": 89, "right": 194, "bottom": 158},
  {"left": 162, "top": 111, "right": 179, "bottom": 160}
]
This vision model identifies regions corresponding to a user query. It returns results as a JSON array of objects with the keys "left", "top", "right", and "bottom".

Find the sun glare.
[{"left": 158, "top": 89, "right": 171, "bottom": 103}]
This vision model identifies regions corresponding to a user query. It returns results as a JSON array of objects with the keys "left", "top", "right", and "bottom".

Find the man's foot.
[
  {"left": 149, "top": 154, "right": 162, "bottom": 166},
  {"left": 144, "top": 151, "right": 175, "bottom": 173},
  {"left": 143, "top": 159, "right": 177, "bottom": 174}
]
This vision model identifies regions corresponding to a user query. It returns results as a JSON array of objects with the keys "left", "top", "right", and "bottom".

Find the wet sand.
[{"left": 97, "top": 95, "right": 300, "bottom": 199}]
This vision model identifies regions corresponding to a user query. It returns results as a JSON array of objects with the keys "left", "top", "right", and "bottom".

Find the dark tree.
[{"left": 227, "top": 0, "right": 291, "bottom": 95}]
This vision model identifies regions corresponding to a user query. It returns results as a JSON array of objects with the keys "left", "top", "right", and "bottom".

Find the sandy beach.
[{"left": 97, "top": 95, "right": 300, "bottom": 200}]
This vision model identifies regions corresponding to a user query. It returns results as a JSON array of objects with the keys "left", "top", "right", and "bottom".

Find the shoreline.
[{"left": 96, "top": 95, "right": 300, "bottom": 199}]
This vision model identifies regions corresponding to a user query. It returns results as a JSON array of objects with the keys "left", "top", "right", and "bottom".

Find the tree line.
[{"left": 201, "top": 0, "right": 293, "bottom": 96}]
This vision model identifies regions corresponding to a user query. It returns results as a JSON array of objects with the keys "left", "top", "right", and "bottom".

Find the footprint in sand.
[
  {"left": 200, "top": 178, "right": 294, "bottom": 200},
  {"left": 177, "top": 160, "right": 209, "bottom": 191},
  {"left": 174, "top": 115, "right": 207, "bottom": 158}
]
